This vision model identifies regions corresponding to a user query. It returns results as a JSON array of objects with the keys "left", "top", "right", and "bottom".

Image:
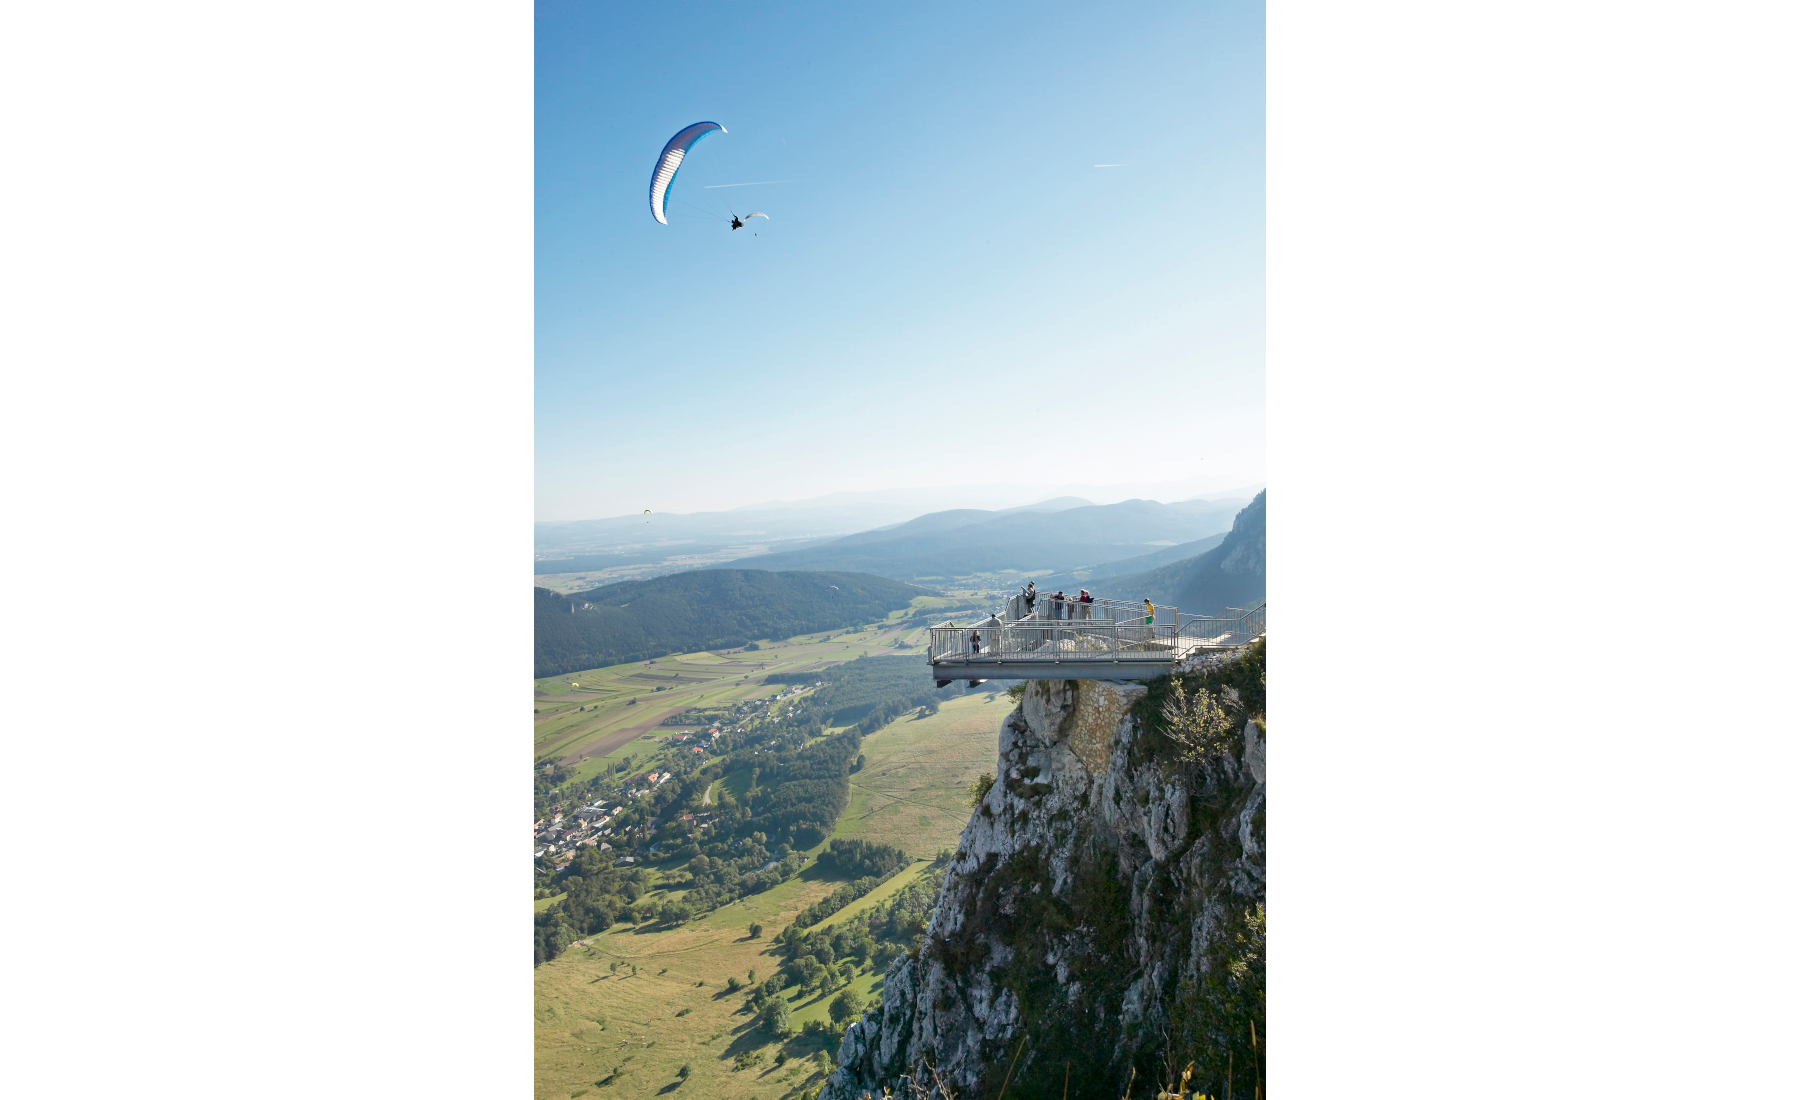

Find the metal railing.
[
  {"left": 928, "top": 601, "right": 1265, "bottom": 666},
  {"left": 1003, "top": 591, "right": 1161, "bottom": 624}
]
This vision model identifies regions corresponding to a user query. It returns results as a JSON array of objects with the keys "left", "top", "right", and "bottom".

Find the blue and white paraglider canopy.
[{"left": 648, "top": 122, "right": 725, "bottom": 225}]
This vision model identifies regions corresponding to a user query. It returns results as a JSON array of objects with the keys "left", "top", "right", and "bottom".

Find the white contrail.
[
  {"left": 702, "top": 180, "right": 799, "bottom": 188},
  {"left": 1093, "top": 164, "right": 1126, "bottom": 168}
]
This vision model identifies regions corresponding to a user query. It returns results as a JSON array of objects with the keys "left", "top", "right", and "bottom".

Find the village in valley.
[{"left": 533, "top": 680, "right": 825, "bottom": 872}]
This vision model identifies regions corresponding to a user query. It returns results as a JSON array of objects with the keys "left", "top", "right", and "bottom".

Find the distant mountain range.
[
  {"left": 534, "top": 496, "right": 1104, "bottom": 559},
  {"left": 534, "top": 569, "right": 926, "bottom": 678},
  {"left": 1088, "top": 491, "right": 1265, "bottom": 615},
  {"left": 1029, "top": 532, "right": 1229, "bottom": 593},
  {"left": 720, "top": 498, "right": 1250, "bottom": 583},
  {"left": 534, "top": 486, "right": 1265, "bottom": 559}
]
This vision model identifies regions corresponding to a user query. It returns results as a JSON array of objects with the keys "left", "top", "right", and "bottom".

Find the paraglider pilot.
[{"left": 730, "top": 216, "right": 745, "bottom": 230}]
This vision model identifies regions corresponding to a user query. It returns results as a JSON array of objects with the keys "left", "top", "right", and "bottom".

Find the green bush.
[
  {"left": 965, "top": 772, "right": 995, "bottom": 805},
  {"left": 760, "top": 995, "right": 794, "bottom": 1038},
  {"left": 829, "top": 988, "right": 865, "bottom": 1026}
]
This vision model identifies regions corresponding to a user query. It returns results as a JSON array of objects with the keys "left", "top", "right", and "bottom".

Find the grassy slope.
[
  {"left": 535, "top": 630, "right": 1008, "bottom": 1100},
  {"left": 835, "top": 693, "right": 1006, "bottom": 857},
  {"left": 535, "top": 871, "right": 848, "bottom": 1100}
]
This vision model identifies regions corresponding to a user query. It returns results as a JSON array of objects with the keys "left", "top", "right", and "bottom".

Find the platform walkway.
[{"left": 926, "top": 595, "right": 1265, "bottom": 683}]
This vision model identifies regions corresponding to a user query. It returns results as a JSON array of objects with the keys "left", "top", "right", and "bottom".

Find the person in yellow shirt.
[{"left": 1143, "top": 597, "right": 1154, "bottom": 625}]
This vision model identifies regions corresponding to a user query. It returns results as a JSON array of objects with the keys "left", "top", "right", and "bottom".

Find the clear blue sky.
[{"left": 536, "top": 1, "right": 1264, "bottom": 521}]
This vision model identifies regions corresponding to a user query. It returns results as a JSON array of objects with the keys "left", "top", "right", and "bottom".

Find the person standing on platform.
[
  {"left": 1078, "top": 589, "right": 1093, "bottom": 620},
  {"left": 970, "top": 628, "right": 981, "bottom": 656},
  {"left": 1143, "top": 597, "right": 1155, "bottom": 625}
]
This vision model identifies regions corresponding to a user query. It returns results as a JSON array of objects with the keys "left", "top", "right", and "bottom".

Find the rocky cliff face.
[{"left": 825, "top": 647, "right": 1266, "bottom": 1100}]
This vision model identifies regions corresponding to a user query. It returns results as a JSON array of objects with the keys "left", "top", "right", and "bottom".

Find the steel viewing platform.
[{"left": 928, "top": 593, "right": 1265, "bottom": 684}]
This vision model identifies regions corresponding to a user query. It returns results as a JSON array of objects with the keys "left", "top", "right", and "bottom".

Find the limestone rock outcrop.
[{"left": 824, "top": 657, "right": 1265, "bottom": 1100}]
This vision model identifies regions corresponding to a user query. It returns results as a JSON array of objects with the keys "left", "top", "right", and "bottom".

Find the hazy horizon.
[{"left": 535, "top": 477, "right": 1266, "bottom": 527}]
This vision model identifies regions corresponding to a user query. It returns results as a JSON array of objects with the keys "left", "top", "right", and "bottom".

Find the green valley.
[{"left": 532, "top": 598, "right": 1008, "bottom": 1100}]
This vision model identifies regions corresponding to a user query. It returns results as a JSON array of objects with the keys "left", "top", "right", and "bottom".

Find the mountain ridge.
[
  {"left": 1091, "top": 490, "right": 1266, "bottom": 614},
  {"left": 724, "top": 498, "right": 1247, "bottom": 582}
]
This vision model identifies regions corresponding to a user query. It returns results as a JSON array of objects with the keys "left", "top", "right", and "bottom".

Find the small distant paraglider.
[{"left": 644, "top": 509, "right": 652, "bottom": 523}]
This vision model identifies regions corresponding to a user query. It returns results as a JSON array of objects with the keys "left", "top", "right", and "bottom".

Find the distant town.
[{"left": 533, "top": 680, "right": 825, "bottom": 870}]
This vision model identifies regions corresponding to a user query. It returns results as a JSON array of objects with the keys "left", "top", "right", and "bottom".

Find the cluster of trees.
[
  {"left": 532, "top": 850, "right": 652, "bottom": 964},
  {"left": 791, "top": 876, "right": 889, "bottom": 931},
  {"left": 535, "top": 833, "right": 806, "bottom": 964},
  {"left": 815, "top": 838, "right": 909, "bottom": 879},
  {"left": 737, "top": 863, "right": 948, "bottom": 1036},
  {"left": 775, "top": 866, "right": 942, "bottom": 980},
  {"left": 533, "top": 569, "right": 927, "bottom": 678},
  {"left": 765, "top": 654, "right": 969, "bottom": 727},
  {"left": 533, "top": 761, "right": 573, "bottom": 818},
  {"left": 747, "top": 729, "right": 862, "bottom": 848},
  {"left": 660, "top": 842, "right": 803, "bottom": 916}
]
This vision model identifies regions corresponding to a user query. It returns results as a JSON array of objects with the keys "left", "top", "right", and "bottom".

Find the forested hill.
[
  {"left": 1091, "top": 490, "right": 1266, "bottom": 614},
  {"left": 534, "top": 569, "right": 927, "bottom": 678}
]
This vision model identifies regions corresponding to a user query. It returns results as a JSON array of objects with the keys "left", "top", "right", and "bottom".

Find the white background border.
[{"left": 4, "top": 1, "right": 1796, "bottom": 1095}]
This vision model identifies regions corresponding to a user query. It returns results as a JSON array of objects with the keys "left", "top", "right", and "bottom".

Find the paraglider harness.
[{"left": 730, "top": 216, "right": 745, "bottom": 230}]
